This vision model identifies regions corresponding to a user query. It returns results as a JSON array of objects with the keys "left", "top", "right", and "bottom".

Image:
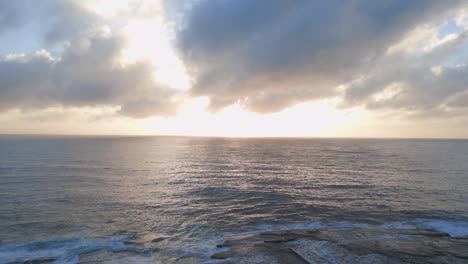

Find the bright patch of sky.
[
  {"left": 1, "top": 1, "right": 467, "bottom": 137},
  {"left": 438, "top": 18, "right": 468, "bottom": 66}
]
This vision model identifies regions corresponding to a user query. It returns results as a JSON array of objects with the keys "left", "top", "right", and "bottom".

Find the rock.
[
  {"left": 151, "top": 236, "right": 169, "bottom": 243},
  {"left": 13, "top": 257, "right": 57, "bottom": 264},
  {"left": 211, "top": 228, "right": 468, "bottom": 263},
  {"left": 136, "top": 233, "right": 169, "bottom": 244},
  {"left": 211, "top": 250, "right": 237, "bottom": 259}
]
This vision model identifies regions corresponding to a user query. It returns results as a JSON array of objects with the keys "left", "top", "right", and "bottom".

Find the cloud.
[
  {"left": 0, "top": 32, "right": 179, "bottom": 118},
  {"left": 0, "top": 0, "right": 181, "bottom": 118},
  {"left": 44, "top": 1, "right": 102, "bottom": 44},
  {"left": 177, "top": 0, "right": 467, "bottom": 114},
  {"left": 0, "top": 2, "right": 23, "bottom": 34},
  {"left": 0, "top": 1, "right": 101, "bottom": 45},
  {"left": 2, "top": 0, "right": 468, "bottom": 121},
  {"left": 343, "top": 28, "right": 468, "bottom": 117}
]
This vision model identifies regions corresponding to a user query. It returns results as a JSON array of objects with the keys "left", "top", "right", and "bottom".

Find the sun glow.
[
  {"left": 78, "top": 0, "right": 372, "bottom": 138},
  {"left": 122, "top": 19, "right": 191, "bottom": 91},
  {"left": 81, "top": 0, "right": 190, "bottom": 91},
  {"left": 83, "top": 0, "right": 164, "bottom": 18},
  {"left": 82, "top": 0, "right": 132, "bottom": 17},
  {"left": 142, "top": 98, "right": 370, "bottom": 137}
]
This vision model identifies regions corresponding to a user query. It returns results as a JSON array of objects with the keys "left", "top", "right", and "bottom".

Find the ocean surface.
[{"left": 0, "top": 136, "right": 467, "bottom": 263}]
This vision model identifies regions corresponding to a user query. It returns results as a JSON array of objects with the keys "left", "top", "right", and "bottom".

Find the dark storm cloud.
[{"left": 177, "top": 0, "right": 467, "bottom": 114}]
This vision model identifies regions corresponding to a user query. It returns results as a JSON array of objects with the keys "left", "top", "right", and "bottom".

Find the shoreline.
[{"left": 207, "top": 228, "right": 468, "bottom": 264}]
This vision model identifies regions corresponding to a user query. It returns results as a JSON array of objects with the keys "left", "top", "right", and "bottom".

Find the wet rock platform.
[{"left": 211, "top": 228, "right": 468, "bottom": 263}]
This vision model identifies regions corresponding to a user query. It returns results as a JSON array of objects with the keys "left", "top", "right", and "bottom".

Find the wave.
[
  {"left": 0, "top": 234, "right": 153, "bottom": 264},
  {"left": 249, "top": 218, "right": 468, "bottom": 237},
  {"left": 382, "top": 219, "right": 468, "bottom": 237},
  {"left": 1, "top": 219, "right": 466, "bottom": 263}
]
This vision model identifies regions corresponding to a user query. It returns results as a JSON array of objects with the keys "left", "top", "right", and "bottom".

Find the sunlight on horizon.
[
  {"left": 142, "top": 98, "right": 370, "bottom": 138},
  {"left": 0, "top": 0, "right": 467, "bottom": 138},
  {"left": 110, "top": 1, "right": 369, "bottom": 138},
  {"left": 2, "top": 2, "right": 468, "bottom": 262}
]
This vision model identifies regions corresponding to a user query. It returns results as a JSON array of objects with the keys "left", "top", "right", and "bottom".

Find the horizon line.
[{"left": 1, "top": 133, "right": 467, "bottom": 140}]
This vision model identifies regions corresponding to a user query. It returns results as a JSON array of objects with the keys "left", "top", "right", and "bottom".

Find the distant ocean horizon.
[
  {"left": 2, "top": 134, "right": 468, "bottom": 143},
  {"left": 1, "top": 136, "right": 467, "bottom": 263}
]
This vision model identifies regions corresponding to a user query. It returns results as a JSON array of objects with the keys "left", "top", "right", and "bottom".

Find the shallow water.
[{"left": 0, "top": 136, "right": 467, "bottom": 263}]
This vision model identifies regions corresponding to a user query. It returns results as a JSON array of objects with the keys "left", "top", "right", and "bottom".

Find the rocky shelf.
[{"left": 209, "top": 228, "right": 468, "bottom": 264}]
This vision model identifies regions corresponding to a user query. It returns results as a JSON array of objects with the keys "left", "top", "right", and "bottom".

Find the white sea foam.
[
  {"left": 0, "top": 235, "right": 133, "bottom": 263},
  {"left": 202, "top": 220, "right": 468, "bottom": 263},
  {"left": 1, "top": 219, "right": 466, "bottom": 263},
  {"left": 92, "top": 256, "right": 153, "bottom": 264},
  {"left": 382, "top": 219, "right": 468, "bottom": 237},
  {"left": 247, "top": 219, "right": 468, "bottom": 238}
]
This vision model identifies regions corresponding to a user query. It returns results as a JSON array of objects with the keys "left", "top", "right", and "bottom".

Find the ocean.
[{"left": 0, "top": 136, "right": 467, "bottom": 263}]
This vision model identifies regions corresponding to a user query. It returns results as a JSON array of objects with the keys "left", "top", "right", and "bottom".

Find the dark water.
[{"left": 0, "top": 136, "right": 467, "bottom": 263}]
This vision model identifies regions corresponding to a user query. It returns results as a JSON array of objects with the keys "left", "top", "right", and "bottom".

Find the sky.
[{"left": 1, "top": 0, "right": 468, "bottom": 138}]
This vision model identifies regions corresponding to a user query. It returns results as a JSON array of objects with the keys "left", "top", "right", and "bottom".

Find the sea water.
[{"left": 0, "top": 136, "right": 467, "bottom": 263}]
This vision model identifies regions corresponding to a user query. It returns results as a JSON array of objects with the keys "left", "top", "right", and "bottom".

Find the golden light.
[
  {"left": 142, "top": 98, "right": 371, "bottom": 138},
  {"left": 122, "top": 19, "right": 191, "bottom": 91},
  {"left": 67, "top": 0, "right": 374, "bottom": 138}
]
